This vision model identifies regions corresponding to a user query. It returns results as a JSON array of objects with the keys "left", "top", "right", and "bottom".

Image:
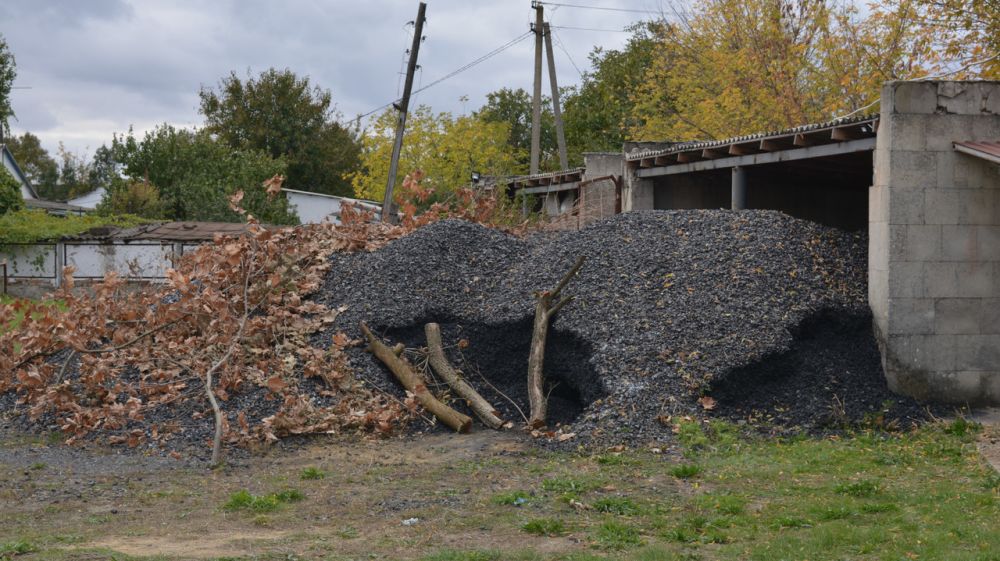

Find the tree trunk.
[
  {"left": 424, "top": 323, "right": 505, "bottom": 429},
  {"left": 526, "top": 256, "right": 585, "bottom": 429},
  {"left": 361, "top": 322, "right": 472, "bottom": 433}
]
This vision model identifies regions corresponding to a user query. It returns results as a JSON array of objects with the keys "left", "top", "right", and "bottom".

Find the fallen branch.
[
  {"left": 527, "top": 256, "right": 585, "bottom": 429},
  {"left": 424, "top": 323, "right": 504, "bottom": 429},
  {"left": 360, "top": 322, "right": 472, "bottom": 433}
]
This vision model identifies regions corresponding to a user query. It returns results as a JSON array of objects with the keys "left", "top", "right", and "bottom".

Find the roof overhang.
[
  {"left": 954, "top": 141, "right": 1000, "bottom": 165},
  {"left": 627, "top": 115, "right": 878, "bottom": 177}
]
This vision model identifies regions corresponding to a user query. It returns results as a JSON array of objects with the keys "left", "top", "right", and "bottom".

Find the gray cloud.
[{"left": 2, "top": 0, "right": 652, "bottom": 156}]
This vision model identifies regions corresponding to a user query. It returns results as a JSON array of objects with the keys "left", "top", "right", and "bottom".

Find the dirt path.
[{"left": 0, "top": 429, "right": 604, "bottom": 560}]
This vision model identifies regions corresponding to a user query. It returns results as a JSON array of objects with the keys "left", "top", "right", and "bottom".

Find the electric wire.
[
  {"left": 550, "top": 26, "right": 585, "bottom": 78},
  {"left": 550, "top": 24, "right": 629, "bottom": 32},
  {"left": 358, "top": 30, "right": 534, "bottom": 119},
  {"left": 536, "top": 1, "right": 653, "bottom": 14}
]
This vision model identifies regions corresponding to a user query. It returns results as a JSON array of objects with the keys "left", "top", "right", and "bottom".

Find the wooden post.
[
  {"left": 382, "top": 2, "right": 427, "bottom": 224},
  {"left": 543, "top": 22, "right": 568, "bottom": 170}
]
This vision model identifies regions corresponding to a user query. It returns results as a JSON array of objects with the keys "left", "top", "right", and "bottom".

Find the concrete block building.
[{"left": 510, "top": 79, "right": 1000, "bottom": 406}]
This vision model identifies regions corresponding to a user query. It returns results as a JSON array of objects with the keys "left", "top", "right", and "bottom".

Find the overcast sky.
[{"left": 1, "top": 0, "right": 660, "bottom": 158}]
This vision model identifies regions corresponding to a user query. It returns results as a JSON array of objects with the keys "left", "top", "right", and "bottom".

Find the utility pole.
[
  {"left": 529, "top": 1, "right": 544, "bottom": 175},
  {"left": 382, "top": 2, "right": 427, "bottom": 224},
  {"left": 543, "top": 22, "right": 568, "bottom": 170}
]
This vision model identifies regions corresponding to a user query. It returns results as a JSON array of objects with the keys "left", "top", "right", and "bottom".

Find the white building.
[{"left": 282, "top": 188, "right": 382, "bottom": 224}]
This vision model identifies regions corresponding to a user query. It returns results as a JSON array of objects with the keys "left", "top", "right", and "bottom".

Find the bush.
[
  {"left": 97, "top": 180, "right": 167, "bottom": 219},
  {"left": 0, "top": 167, "right": 23, "bottom": 215}
]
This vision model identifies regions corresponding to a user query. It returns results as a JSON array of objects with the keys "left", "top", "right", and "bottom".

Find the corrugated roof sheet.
[
  {"left": 63, "top": 222, "right": 266, "bottom": 242},
  {"left": 625, "top": 114, "right": 879, "bottom": 161},
  {"left": 954, "top": 141, "right": 1000, "bottom": 164}
]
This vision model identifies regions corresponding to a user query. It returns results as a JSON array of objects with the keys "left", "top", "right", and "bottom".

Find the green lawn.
[{"left": 1, "top": 418, "right": 997, "bottom": 560}]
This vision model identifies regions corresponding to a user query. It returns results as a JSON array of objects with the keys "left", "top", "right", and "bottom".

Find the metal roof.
[
  {"left": 63, "top": 221, "right": 267, "bottom": 242},
  {"left": 502, "top": 167, "right": 585, "bottom": 190},
  {"left": 954, "top": 141, "right": 1000, "bottom": 165},
  {"left": 626, "top": 114, "right": 879, "bottom": 163}
]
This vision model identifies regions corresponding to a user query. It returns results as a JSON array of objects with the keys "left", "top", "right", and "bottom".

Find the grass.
[
  {"left": 2, "top": 420, "right": 999, "bottom": 560},
  {"left": 222, "top": 488, "right": 304, "bottom": 513},
  {"left": 521, "top": 518, "right": 567, "bottom": 536},
  {"left": 592, "top": 497, "right": 639, "bottom": 516},
  {"left": 299, "top": 466, "right": 326, "bottom": 480},
  {"left": 669, "top": 464, "right": 702, "bottom": 479}
]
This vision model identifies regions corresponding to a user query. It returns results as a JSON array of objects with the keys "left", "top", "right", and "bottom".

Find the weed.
[
  {"left": 943, "top": 416, "right": 981, "bottom": 440},
  {"left": 491, "top": 490, "right": 531, "bottom": 506},
  {"left": 593, "top": 496, "right": 639, "bottom": 515},
  {"left": 0, "top": 540, "right": 36, "bottom": 556},
  {"left": 595, "top": 454, "right": 634, "bottom": 466},
  {"left": 252, "top": 514, "right": 270, "bottom": 526},
  {"left": 675, "top": 420, "right": 710, "bottom": 450},
  {"left": 813, "top": 505, "right": 854, "bottom": 521},
  {"left": 28, "top": 462, "right": 45, "bottom": 471},
  {"left": 521, "top": 518, "right": 567, "bottom": 536},
  {"left": 223, "top": 489, "right": 303, "bottom": 513},
  {"left": 594, "top": 521, "right": 642, "bottom": 549},
  {"left": 860, "top": 502, "right": 899, "bottom": 514},
  {"left": 697, "top": 494, "right": 745, "bottom": 515},
  {"left": 541, "top": 476, "right": 601, "bottom": 494},
  {"left": 299, "top": 467, "right": 326, "bottom": 480},
  {"left": 982, "top": 471, "right": 1000, "bottom": 492},
  {"left": 835, "top": 479, "right": 880, "bottom": 497},
  {"left": 670, "top": 464, "right": 702, "bottom": 479}
]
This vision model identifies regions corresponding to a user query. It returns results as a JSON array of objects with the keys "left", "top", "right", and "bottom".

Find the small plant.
[
  {"left": 223, "top": 488, "right": 304, "bottom": 513},
  {"left": 593, "top": 496, "right": 639, "bottom": 516},
  {"left": 521, "top": 518, "right": 567, "bottom": 536},
  {"left": 594, "top": 521, "right": 642, "bottom": 549},
  {"left": 670, "top": 464, "right": 703, "bottom": 479},
  {"left": 943, "top": 416, "right": 981, "bottom": 440},
  {"left": 542, "top": 476, "right": 598, "bottom": 494},
  {"left": 814, "top": 506, "right": 854, "bottom": 521},
  {"left": 300, "top": 467, "right": 326, "bottom": 480},
  {"left": 421, "top": 550, "right": 503, "bottom": 561},
  {"left": 29, "top": 462, "right": 45, "bottom": 471},
  {"left": 595, "top": 454, "right": 634, "bottom": 466},
  {"left": 712, "top": 495, "right": 746, "bottom": 515},
  {"left": 835, "top": 480, "right": 880, "bottom": 498},
  {"left": 860, "top": 502, "right": 899, "bottom": 514},
  {"left": 491, "top": 490, "right": 531, "bottom": 506},
  {"left": 0, "top": 540, "right": 36, "bottom": 556}
]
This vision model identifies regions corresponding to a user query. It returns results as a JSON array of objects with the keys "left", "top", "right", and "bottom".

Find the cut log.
[
  {"left": 527, "top": 256, "right": 585, "bottom": 429},
  {"left": 424, "top": 323, "right": 505, "bottom": 429},
  {"left": 360, "top": 322, "right": 472, "bottom": 433}
]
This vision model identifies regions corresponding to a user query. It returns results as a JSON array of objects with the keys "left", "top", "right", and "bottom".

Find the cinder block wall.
[{"left": 871, "top": 80, "right": 1000, "bottom": 405}]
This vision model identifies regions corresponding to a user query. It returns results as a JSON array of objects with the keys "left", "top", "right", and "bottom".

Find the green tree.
[
  {"left": 475, "top": 88, "right": 556, "bottom": 172},
  {"left": 199, "top": 68, "right": 361, "bottom": 197},
  {"left": 0, "top": 167, "right": 23, "bottom": 215},
  {"left": 5, "top": 132, "right": 59, "bottom": 197},
  {"left": 561, "top": 22, "right": 659, "bottom": 160},
  {"left": 0, "top": 34, "right": 15, "bottom": 139},
  {"left": 110, "top": 124, "right": 297, "bottom": 224},
  {"left": 352, "top": 105, "right": 517, "bottom": 203},
  {"left": 97, "top": 180, "right": 167, "bottom": 219}
]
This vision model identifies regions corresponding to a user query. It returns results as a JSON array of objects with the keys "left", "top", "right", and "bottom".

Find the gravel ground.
[{"left": 316, "top": 210, "right": 937, "bottom": 447}]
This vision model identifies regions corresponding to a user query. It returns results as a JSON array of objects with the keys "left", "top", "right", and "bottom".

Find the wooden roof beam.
[
  {"left": 676, "top": 151, "right": 700, "bottom": 163},
  {"left": 702, "top": 148, "right": 726, "bottom": 159},
  {"left": 729, "top": 143, "right": 759, "bottom": 155}
]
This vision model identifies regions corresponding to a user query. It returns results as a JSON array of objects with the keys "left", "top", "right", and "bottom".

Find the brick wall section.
[{"left": 870, "top": 80, "right": 1000, "bottom": 405}]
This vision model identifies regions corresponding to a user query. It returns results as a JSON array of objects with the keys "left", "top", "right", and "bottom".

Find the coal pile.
[{"left": 316, "top": 211, "right": 934, "bottom": 447}]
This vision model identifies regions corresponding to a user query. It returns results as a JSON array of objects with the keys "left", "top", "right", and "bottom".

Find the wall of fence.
[{"left": 1, "top": 240, "right": 204, "bottom": 296}]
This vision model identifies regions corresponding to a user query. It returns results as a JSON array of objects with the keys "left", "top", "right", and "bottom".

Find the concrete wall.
[
  {"left": 871, "top": 80, "right": 1000, "bottom": 405},
  {"left": 580, "top": 153, "right": 622, "bottom": 224}
]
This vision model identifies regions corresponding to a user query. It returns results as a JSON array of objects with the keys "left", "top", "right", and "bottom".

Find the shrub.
[{"left": 0, "top": 167, "right": 23, "bottom": 215}]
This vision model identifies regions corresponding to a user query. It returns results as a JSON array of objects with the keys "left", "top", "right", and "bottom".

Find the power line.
[
  {"left": 550, "top": 27, "right": 584, "bottom": 78},
  {"left": 550, "top": 24, "right": 629, "bottom": 32},
  {"left": 359, "top": 31, "right": 534, "bottom": 119},
  {"left": 536, "top": 1, "right": 653, "bottom": 14}
]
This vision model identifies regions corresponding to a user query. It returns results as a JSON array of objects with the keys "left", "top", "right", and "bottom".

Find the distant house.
[
  {"left": 1, "top": 143, "right": 36, "bottom": 201},
  {"left": 67, "top": 186, "right": 106, "bottom": 210},
  {"left": 282, "top": 188, "right": 382, "bottom": 224},
  {"left": 0, "top": 144, "right": 89, "bottom": 216}
]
